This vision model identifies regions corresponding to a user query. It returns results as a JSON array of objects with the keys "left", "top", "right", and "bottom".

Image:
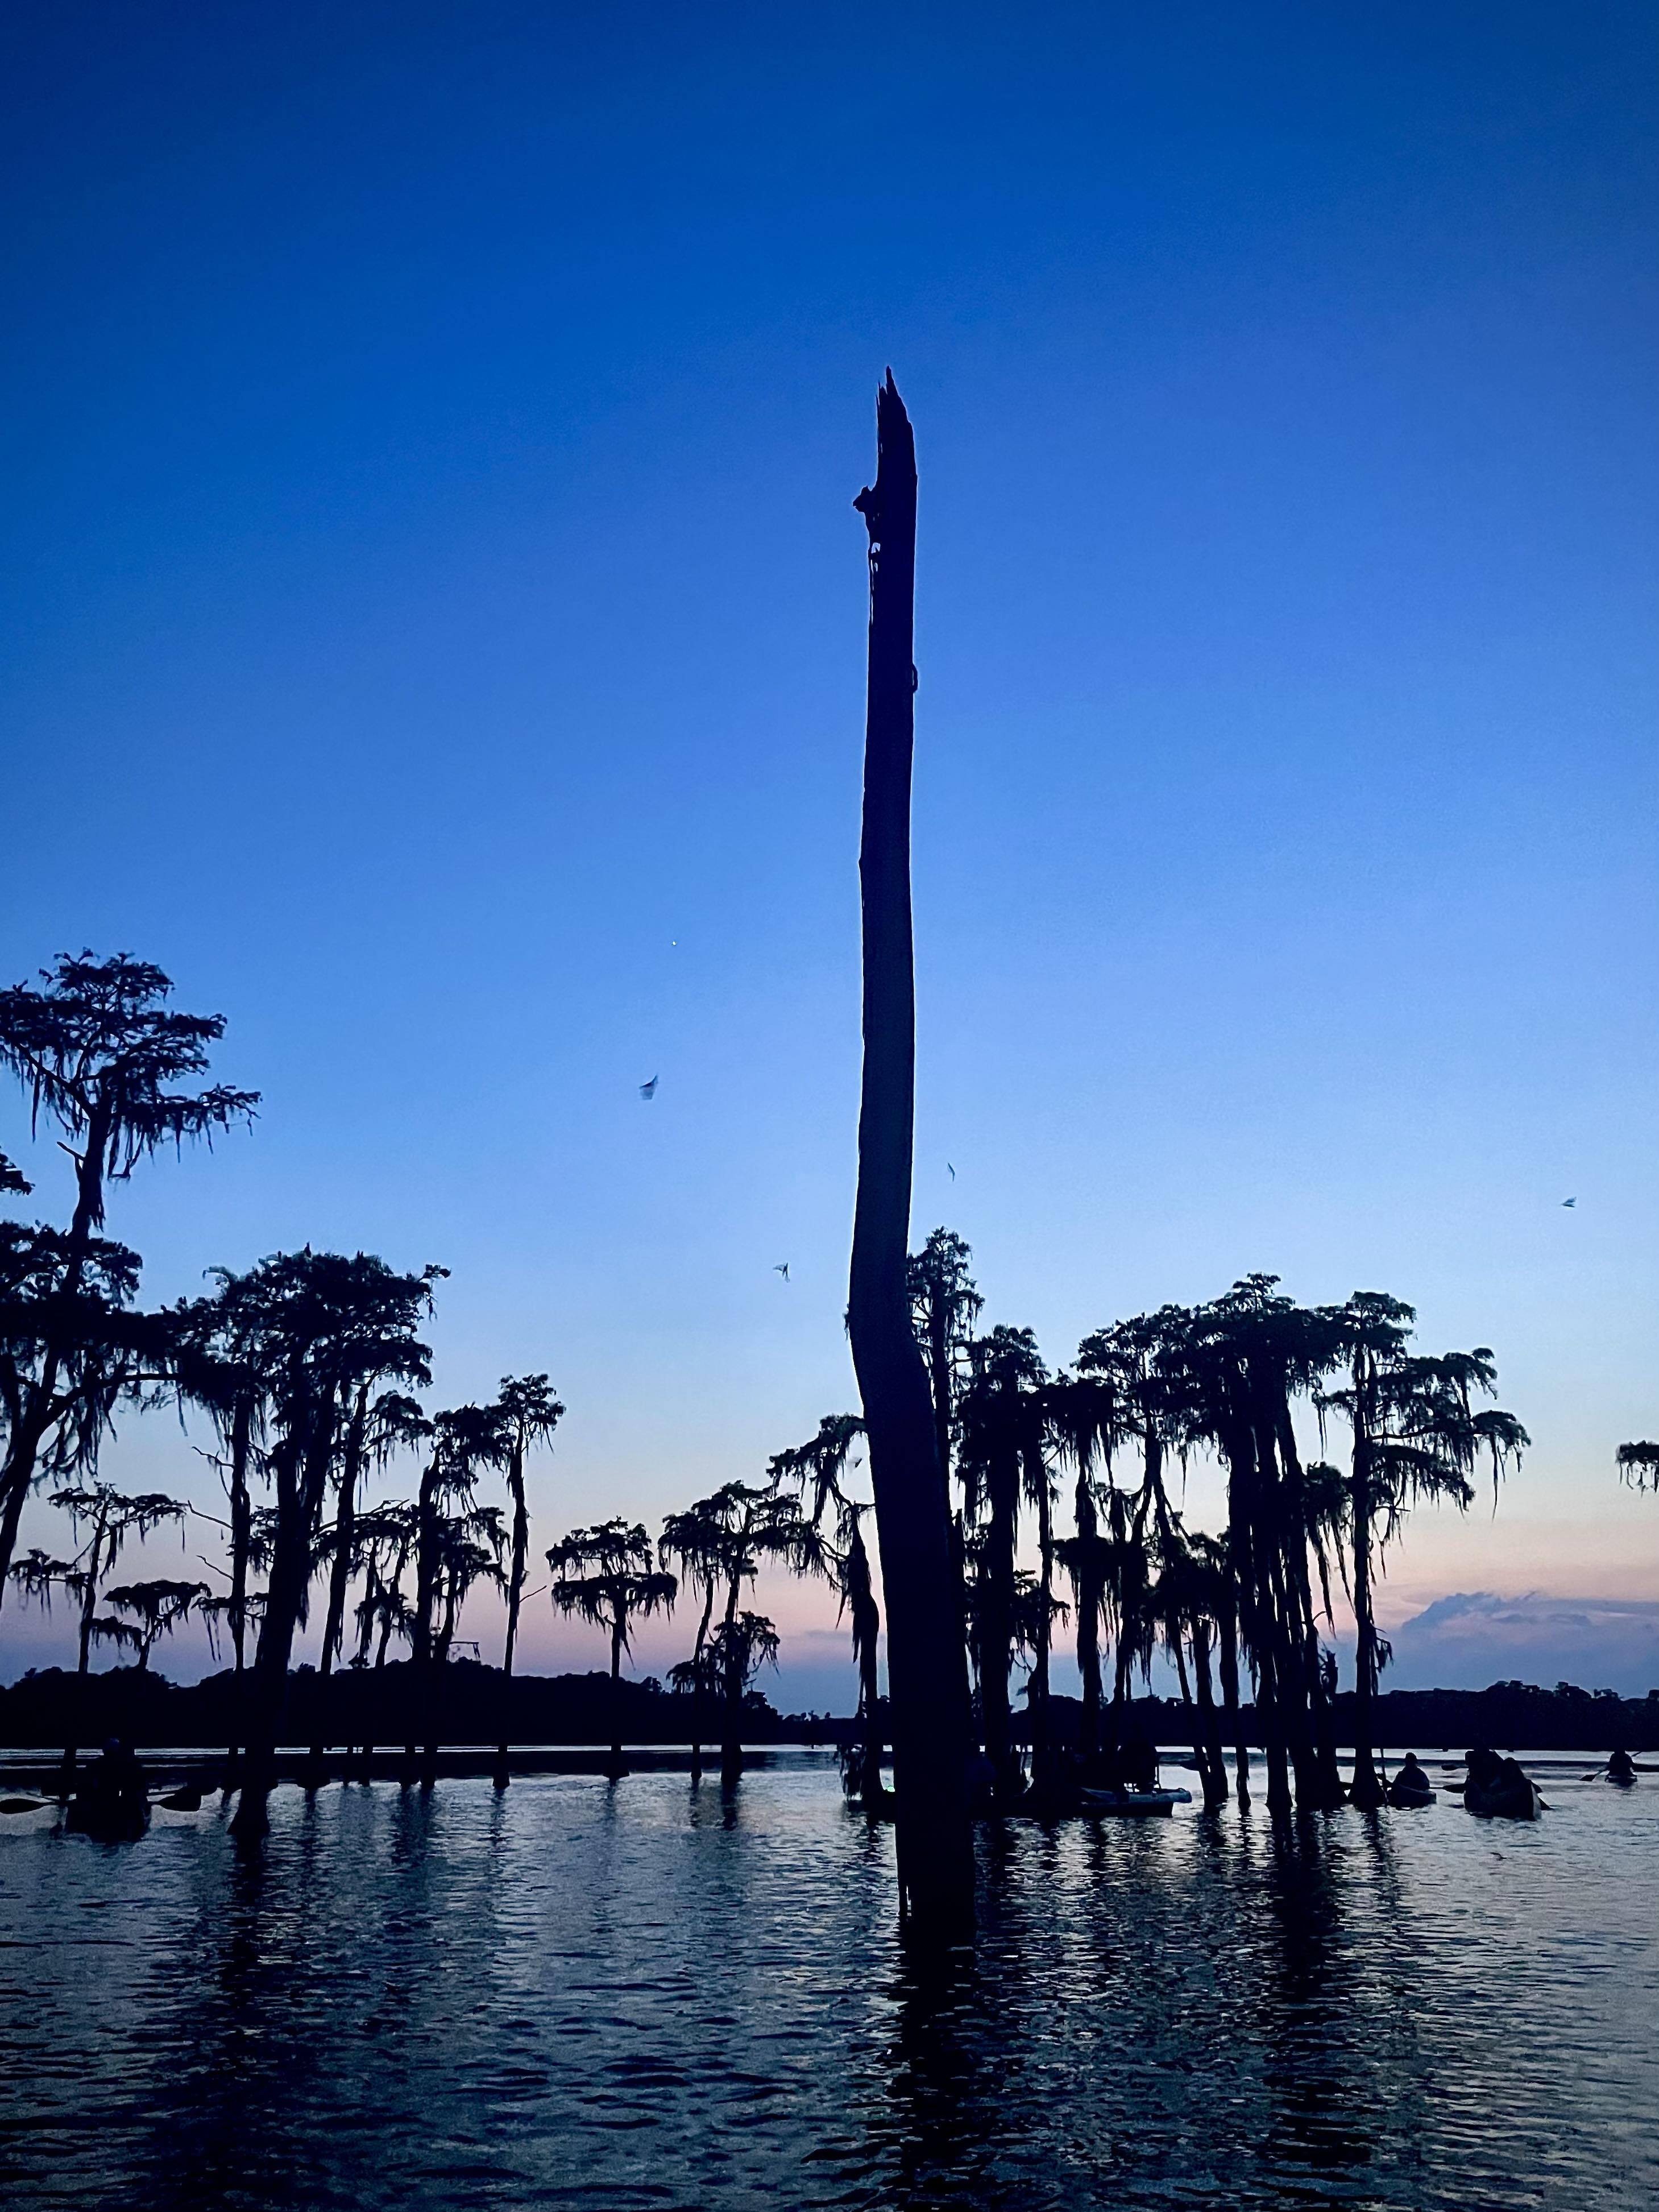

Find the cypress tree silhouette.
[
  {"left": 547, "top": 1520, "right": 676, "bottom": 1779},
  {"left": 11, "top": 1482, "right": 190, "bottom": 1783},
  {"left": 93, "top": 1577, "right": 210, "bottom": 1671},
  {"left": 410, "top": 1402, "right": 509, "bottom": 1785},
  {"left": 228, "top": 1249, "right": 438, "bottom": 1836},
  {"left": 312, "top": 1387, "right": 428, "bottom": 1778},
  {"left": 769, "top": 1414, "right": 886, "bottom": 1805},
  {"left": 846, "top": 377, "right": 973, "bottom": 1935},
  {"left": 1156, "top": 1281, "right": 1345, "bottom": 1813},
  {"left": 1042, "top": 1372, "right": 1115, "bottom": 1764},
  {"left": 173, "top": 1261, "right": 304, "bottom": 1779},
  {"left": 957, "top": 1326, "right": 1048, "bottom": 1797},
  {"left": 492, "top": 1374, "right": 564, "bottom": 1788},
  {"left": 0, "top": 954, "right": 257, "bottom": 1590},
  {"left": 1317, "top": 1295, "right": 1527, "bottom": 1805},
  {"left": 698, "top": 1482, "right": 820, "bottom": 1786},
  {"left": 659, "top": 1494, "right": 735, "bottom": 1784},
  {"left": 907, "top": 1229, "right": 982, "bottom": 1497},
  {"left": 349, "top": 1498, "right": 421, "bottom": 1774}
]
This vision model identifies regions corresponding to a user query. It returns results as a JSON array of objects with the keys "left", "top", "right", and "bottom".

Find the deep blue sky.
[{"left": 3, "top": 3, "right": 1656, "bottom": 1701}]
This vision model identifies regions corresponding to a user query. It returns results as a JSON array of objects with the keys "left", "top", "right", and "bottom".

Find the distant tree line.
[{"left": 4, "top": 1667, "right": 1652, "bottom": 1761}]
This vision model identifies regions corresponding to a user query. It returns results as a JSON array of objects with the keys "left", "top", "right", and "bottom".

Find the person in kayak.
[
  {"left": 1119, "top": 1734, "right": 1158, "bottom": 1793},
  {"left": 1607, "top": 1748, "right": 1636, "bottom": 1784},
  {"left": 1464, "top": 1746, "right": 1541, "bottom": 1812},
  {"left": 1396, "top": 1752, "right": 1429, "bottom": 1792},
  {"left": 67, "top": 1738, "right": 148, "bottom": 1840}
]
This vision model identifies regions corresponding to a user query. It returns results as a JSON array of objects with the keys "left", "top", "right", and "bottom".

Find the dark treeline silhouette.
[
  {"left": 5, "top": 1663, "right": 1652, "bottom": 1761},
  {"left": 0, "top": 1658, "right": 810, "bottom": 1755}
]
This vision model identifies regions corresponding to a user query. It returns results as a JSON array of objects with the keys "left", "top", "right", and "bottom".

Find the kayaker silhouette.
[{"left": 67, "top": 1738, "right": 148, "bottom": 1841}]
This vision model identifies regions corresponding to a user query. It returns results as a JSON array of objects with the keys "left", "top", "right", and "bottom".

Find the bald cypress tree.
[{"left": 0, "top": 954, "right": 257, "bottom": 1588}]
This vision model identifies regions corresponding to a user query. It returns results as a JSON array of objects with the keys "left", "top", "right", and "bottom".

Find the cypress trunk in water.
[{"left": 846, "top": 374, "right": 974, "bottom": 1940}]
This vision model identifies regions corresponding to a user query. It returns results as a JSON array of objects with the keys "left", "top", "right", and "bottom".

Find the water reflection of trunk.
[
  {"left": 1255, "top": 1821, "right": 1389, "bottom": 2182},
  {"left": 881, "top": 1941, "right": 994, "bottom": 2203}
]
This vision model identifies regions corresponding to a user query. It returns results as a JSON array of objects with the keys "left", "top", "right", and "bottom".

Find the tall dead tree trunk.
[{"left": 847, "top": 373, "right": 975, "bottom": 1941}]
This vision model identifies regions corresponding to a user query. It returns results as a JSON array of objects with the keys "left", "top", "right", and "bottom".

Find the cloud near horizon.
[
  {"left": 1380, "top": 1591, "right": 1659, "bottom": 1699},
  {"left": 774, "top": 1595, "right": 1659, "bottom": 1715}
]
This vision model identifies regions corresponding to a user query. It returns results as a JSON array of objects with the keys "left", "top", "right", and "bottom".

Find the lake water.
[{"left": 3, "top": 1755, "right": 1656, "bottom": 2210}]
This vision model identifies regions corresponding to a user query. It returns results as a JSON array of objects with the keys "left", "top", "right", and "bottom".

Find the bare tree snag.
[{"left": 847, "top": 373, "right": 976, "bottom": 1940}]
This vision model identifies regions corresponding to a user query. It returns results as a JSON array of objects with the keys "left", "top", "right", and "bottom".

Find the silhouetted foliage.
[
  {"left": 1315, "top": 1294, "right": 1527, "bottom": 1803},
  {"left": 769, "top": 1414, "right": 885, "bottom": 1804},
  {"left": 492, "top": 1375, "right": 564, "bottom": 1786},
  {"left": 221, "top": 1249, "right": 440, "bottom": 1830},
  {"left": 548, "top": 1520, "right": 676, "bottom": 1778},
  {"left": 0, "top": 953, "right": 256, "bottom": 1590},
  {"left": 94, "top": 1579, "right": 210, "bottom": 1672}
]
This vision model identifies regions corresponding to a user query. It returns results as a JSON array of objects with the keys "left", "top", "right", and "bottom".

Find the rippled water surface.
[{"left": 3, "top": 1758, "right": 1657, "bottom": 2209}]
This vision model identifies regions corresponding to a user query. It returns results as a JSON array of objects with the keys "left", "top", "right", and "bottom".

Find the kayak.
[
  {"left": 1080, "top": 1787, "right": 1193, "bottom": 1817},
  {"left": 1386, "top": 1778, "right": 1437, "bottom": 1808},
  {"left": 1463, "top": 1775, "right": 1542, "bottom": 1820}
]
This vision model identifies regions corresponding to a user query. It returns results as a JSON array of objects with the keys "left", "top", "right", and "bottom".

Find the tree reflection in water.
[{"left": 3, "top": 1769, "right": 1656, "bottom": 2210}]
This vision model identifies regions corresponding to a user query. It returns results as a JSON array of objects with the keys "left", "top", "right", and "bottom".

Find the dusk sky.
[{"left": 3, "top": 3, "right": 1655, "bottom": 1705}]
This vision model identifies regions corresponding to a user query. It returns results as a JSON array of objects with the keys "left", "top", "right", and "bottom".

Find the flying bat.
[
  {"left": 639, "top": 1076, "right": 658, "bottom": 1101},
  {"left": 947, "top": 1162, "right": 955, "bottom": 1180},
  {"left": 1562, "top": 1197, "right": 1575, "bottom": 1208},
  {"left": 773, "top": 1262, "right": 790, "bottom": 1282}
]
